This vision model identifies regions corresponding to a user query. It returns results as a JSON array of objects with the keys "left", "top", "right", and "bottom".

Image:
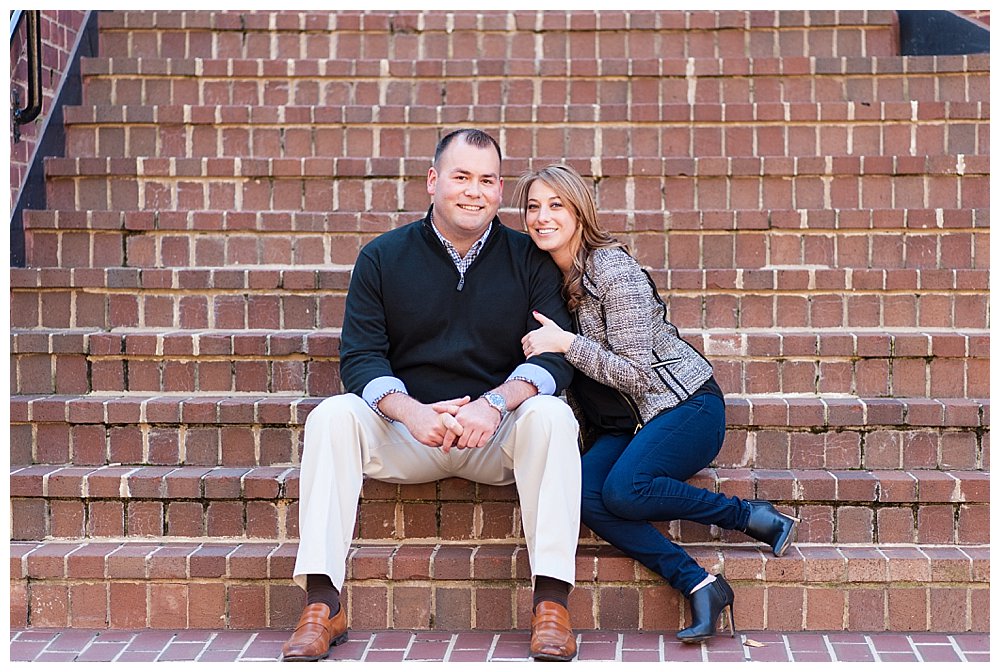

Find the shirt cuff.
[
  {"left": 362, "top": 376, "right": 408, "bottom": 420},
  {"left": 506, "top": 363, "right": 555, "bottom": 396}
]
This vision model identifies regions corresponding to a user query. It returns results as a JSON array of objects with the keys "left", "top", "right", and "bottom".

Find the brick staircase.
[{"left": 10, "top": 10, "right": 989, "bottom": 634}]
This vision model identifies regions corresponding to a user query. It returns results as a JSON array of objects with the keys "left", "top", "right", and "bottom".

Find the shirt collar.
[{"left": 428, "top": 209, "right": 493, "bottom": 260}]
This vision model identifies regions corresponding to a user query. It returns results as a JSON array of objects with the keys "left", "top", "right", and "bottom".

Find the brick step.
[
  {"left": 10, "top": 393, "right": 988, "bottom": 470},
  {"left": 79, "top": 55, "right": 989, "bottom": 106},
  {"left": 10, "top": 540, "right": 989, "bottom": 631},
  {"left": 64, "top": 100, "right": 990, "bottom": 127},
  {"left": 10, "top": 464, "right": 989, "bottom": 544},
  {"left": 10, "top": 267, "right": 989, "bottom": 330},
  {"left": 60, "top": 102, "right": 990, "bottom": 160},
  {"left": 22, "top": 207, "right": 988, "bottom": 271},
  {"left": 9, "top": 327, "right": 989, "bottom": 398},
  {"left": 97, "top": 10, "right": 899, "bottom": 61},
  {"left": 10, "top": 328, "right": 340, "bottom": 397},
  {"left": 41, "top": 154, "right": 990, "bottom": 213}
]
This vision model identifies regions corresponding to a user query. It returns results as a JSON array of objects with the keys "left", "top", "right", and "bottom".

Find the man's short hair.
[{"left": 434, "top": 128, "right": 502, "bottom": 166}]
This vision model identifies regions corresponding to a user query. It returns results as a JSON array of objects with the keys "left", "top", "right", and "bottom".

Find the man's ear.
[{"left": 427, "top": 166, "right": 438, "bottom": 196}]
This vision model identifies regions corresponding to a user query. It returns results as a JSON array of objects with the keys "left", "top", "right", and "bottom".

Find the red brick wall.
[{"left": 9, "top": 10, "right": 88, "bottom": 211}]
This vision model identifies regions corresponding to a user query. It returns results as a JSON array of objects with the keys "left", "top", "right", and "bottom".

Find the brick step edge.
[
  {"left": 97, "top": 9, "right": 900, "bottom": 32},
  {"left": 11, "top": 464, "right": 990, "bottom": 505},
  {"left": 11, "top": 465, "right": 988, "bottom": 545},
  {"left": 79, "top": 54, "right": 990, "bottom": 78},
  {"left": 10, "top": 326, "right": 990, "bottom": 358},
  {"left": 9, "top": 266, "right": 989, "bottom": 293},
  {"left": 42, "top": 153, "right": 992, "bottom": 178},
  {"left": 10, "top": 541, "right": 989, "bottom": 631},
  {"left": 9, "top": 394, "right": 989, "bottom": 429},
  {"left": 20, "top": 207, "right": 993, "bottom": 233},
  {"left": 61, "top": 101, "right": 991, "bottom": 125}
]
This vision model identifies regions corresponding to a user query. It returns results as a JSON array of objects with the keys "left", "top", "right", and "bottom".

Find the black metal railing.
[{"left": 11, "top": 9, "right": 43, "bottom": 142}]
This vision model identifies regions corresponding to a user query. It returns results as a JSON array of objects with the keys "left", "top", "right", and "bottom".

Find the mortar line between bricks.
[
  {"left": 910, "top": 635, "right": 926, "bottom": 662},
  {"left": 823, "top": 634, "right": 838, "bottom": 662},
  {"left": 110, "top": 634, "right": 139, "bottom": 662},
  {"left": 781, "top": 634, "right": 793, "bottom": 661},
  {"left": 400, "top": 632, "right": 416, "bottom": 661},
  {"left": 659, "top": 633, "right": 665, "bottom": 663},
  {"left": 615, "top": 632, "right": 623, "bottom": 662},
  {"left": 358, "top": 631, "right": 376, "bottom": 662},
  {"left": 193, "top": 632, "right": 217, "bottom": 661},
  {"left": 864, "top": 634, "right": 882, "bottom": 662},
  {"left": 235, "top": 632, "right": 258, "bottom": 662},
  {"left": 153, "top": 633, "right": 179, "bottom": 662},
  {"left": 946, "top": 635, "right": 969, "bottom": 662},
  {"left": 73, "top": 633, "right": 97, "bottom": 663},
  {"left": 36, "top": 631, "right": 62, "bottom": 661},
  {"left": 441, "top": 633, "right": 458, "bottom": 662},
  {"left": 486, "top": 633, "right": 500, "bottom": 661}
]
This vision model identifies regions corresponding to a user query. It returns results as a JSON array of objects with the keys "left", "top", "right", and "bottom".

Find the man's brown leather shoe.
[
  {"left": 530, "top": 601, "right": 577, "bottom": 661},
  {"left": 281, "top": 603, "right": 348, "bottom": 662}
]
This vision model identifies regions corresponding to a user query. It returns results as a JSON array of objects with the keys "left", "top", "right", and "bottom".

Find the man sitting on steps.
[{"left": 282, "top": 128, "right": 582, "bottom": 662}]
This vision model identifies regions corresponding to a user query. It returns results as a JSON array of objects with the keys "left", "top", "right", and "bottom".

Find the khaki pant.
[{"left": 292, "top": 393, "right": 581, "bottom": 591}]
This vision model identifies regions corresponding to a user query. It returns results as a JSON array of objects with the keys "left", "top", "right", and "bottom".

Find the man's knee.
[
  {"left": 304, "top": 394, "right": 369, "bottom": 432},
  {"left": 513, "top": 396, "right": 578, "bottom": 433}
]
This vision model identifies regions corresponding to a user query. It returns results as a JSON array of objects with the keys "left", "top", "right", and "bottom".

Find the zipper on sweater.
[
  {"left": 618, "top": 390, "right": 643, "bottom": 435},
  {"left": 651, "top": 357, "right": 682, "bottom": 369}
]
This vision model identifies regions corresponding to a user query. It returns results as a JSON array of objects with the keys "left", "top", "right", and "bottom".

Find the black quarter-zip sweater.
[{"left": 339, "top": 209, "right": 575, "bottom": 404}]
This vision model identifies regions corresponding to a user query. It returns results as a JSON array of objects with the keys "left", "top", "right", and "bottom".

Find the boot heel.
[{"left": 726, "top": 604, "right": 736, "bottom": 638}]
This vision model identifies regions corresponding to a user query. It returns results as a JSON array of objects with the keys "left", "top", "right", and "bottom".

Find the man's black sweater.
[{"left": 339, "top": 212, "right": 575, "bottom": 404}]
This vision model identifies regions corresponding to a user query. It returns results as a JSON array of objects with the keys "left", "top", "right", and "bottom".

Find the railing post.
[{"left": 11, "top": 10, "right": 43, "bottom": 142}]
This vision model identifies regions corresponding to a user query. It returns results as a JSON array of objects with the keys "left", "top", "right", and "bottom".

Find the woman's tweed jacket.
[{"left": 564, "top": 246, "right": 715, "bottom": 427}]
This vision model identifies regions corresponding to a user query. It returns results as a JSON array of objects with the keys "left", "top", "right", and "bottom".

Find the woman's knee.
[
  {"left": 600, "top": 467, "right": 649, "bottom": 521},
  {"left": 581, "top": 486, "right": 618, "bottom": 531}
]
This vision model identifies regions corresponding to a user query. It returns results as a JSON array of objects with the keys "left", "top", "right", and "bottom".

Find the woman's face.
[{"left": 524, "top": 180, "right": 579, "bottom": 263}]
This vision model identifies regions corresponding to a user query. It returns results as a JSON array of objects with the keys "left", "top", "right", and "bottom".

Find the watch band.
[{"left": 481, "top": 391, "right": 508, "bottom": 422}]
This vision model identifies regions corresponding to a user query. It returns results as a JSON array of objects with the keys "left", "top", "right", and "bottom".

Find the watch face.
[{"left": 484, "top": 392, "right": 506, "bottom": 414}]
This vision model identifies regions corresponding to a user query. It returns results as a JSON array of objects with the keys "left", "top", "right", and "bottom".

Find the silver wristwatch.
[{"left": 481, "top": 391, "right": 508, "bottom": 422}]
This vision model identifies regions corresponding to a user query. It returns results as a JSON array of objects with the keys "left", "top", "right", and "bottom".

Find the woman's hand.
[{"left": 521, "top": 311, "right": 575, "bottom": 357}]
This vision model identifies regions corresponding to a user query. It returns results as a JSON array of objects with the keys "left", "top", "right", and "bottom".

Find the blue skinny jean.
[{"left": 581, "top": 391, "right": 751, "bottom": 594}]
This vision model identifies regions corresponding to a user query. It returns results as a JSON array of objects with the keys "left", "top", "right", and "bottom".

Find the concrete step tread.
[
  {"left": 11, "top": 463, "right": 990, "bottom": 503},
  {"left": 62, "top": 100, "right": 990, "bottom": 124},
  {"left": 9, "top": 393, "right": 989, "bottom": 428},
  {"left": 42, "top": 153, "right": 991, "bottom": 177},
  {"left": 10, "top": 539, "right": 989, "bottom": 584},
  {"left": 80, "top": 53, "right": 988, "bottom": 77},
  {"left": 21, "top": 207, "right": 992, "bottom": 232}
]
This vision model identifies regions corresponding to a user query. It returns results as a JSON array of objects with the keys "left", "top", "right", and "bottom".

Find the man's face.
[{"left": 426, "top": 138, "right": 503, "bottom": 244}]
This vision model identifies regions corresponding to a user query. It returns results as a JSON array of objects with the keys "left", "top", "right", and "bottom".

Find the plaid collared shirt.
[{"left": 429, "top": 212, "right": 492, "bottom": 291}]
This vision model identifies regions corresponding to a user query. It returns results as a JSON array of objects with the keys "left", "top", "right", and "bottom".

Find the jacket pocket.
[{"left": 651, "top": 357, "right": 682, "bottom": 369}]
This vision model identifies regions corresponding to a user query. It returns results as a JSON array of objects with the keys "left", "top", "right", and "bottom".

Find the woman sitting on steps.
[{"left": 514, "top": 163, "right": 799, "bottom": 642}]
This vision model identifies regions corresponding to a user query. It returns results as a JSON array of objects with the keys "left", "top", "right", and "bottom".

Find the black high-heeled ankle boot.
[
  {"left": 676, "top": 574, "right": 735, "bottom": 643},
  {"left": 743, "top": 500, "right": 799, "bottom": 557}
]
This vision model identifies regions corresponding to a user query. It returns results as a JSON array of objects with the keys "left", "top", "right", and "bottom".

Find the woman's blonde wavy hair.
[{"left": 511, "top": 163, "right": 629, "bottom": 313}]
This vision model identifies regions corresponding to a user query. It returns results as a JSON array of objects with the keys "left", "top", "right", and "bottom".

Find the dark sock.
[
  {"left": 306, "top": 574, "right": 341, "bottom": 616},
  {"left": 533, "top": 575, "right": 571, "bottom": 610}
]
